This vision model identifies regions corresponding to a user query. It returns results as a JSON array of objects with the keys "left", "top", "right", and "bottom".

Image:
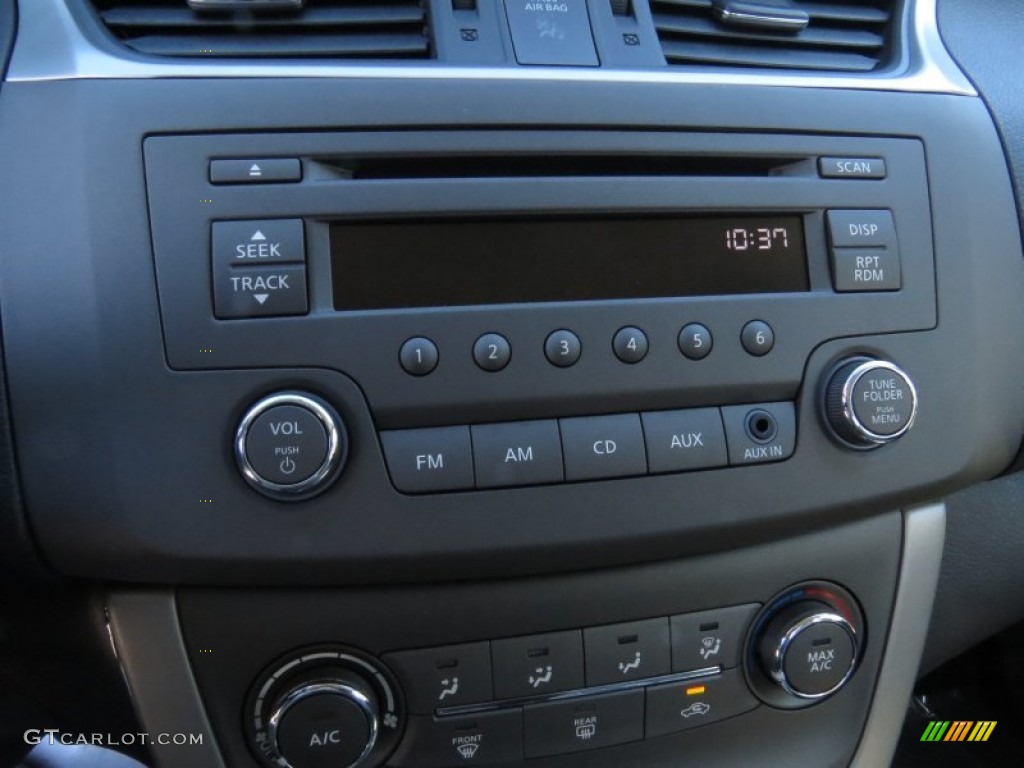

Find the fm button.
[{"left": 235, "top": 392, "right": 347, "bottom": 500}]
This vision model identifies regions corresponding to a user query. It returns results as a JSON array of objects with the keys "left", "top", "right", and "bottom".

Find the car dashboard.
[{"left": 1, "top": 1, "right": 1024, "bottom": 767}]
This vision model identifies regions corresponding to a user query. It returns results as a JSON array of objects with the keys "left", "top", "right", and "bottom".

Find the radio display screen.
[{"left": 330, "top": 215, "right": 808, "bottom": 310}]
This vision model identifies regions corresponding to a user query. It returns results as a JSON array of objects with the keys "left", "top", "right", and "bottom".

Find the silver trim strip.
[
  {"left": 7, "top": 0, "right": 975, "bottom": 96},
  {"left": 851, "top": 503, "right": 946, "bottom": 768},
  {"left": 106, "top": 590, "right": 227, "bottom": 768},
  {"left": 437, "top": 666, "right": 721, "bottom": 717}
]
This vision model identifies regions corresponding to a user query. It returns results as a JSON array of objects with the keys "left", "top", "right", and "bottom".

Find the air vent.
[
  {"left": 652, "top": 0, "right": 895, "bottom": 73},
  {"left": 88, "top": 0, "right": 432, "bottom": 59}
]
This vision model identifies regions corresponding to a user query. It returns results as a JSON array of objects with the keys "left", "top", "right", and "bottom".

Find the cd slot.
[{"left": 318, "top": 153, "right": 810, "bottom": 181}]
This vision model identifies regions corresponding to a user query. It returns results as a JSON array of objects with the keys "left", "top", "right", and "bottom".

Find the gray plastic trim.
[
  {"left": 7, "top": 0, "right": 975, "bottom": 96},
  {"left": 851, "top": 502, "right": 946, "bottom": 768},
  {"left": 106, "top": 590, "right": 227, "bottom": 768}
]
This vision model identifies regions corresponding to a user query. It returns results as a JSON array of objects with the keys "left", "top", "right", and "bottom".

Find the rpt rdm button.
[
  {"left": 380, "top": 426, "right": 475, "bottom": 493},
  {"left": 831, "top": 248, "right": 901, "bottom": 291}
]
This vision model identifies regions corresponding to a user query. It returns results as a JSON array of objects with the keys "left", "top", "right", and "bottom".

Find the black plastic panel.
[
  {"left": 0, "top": 80, "right": 1022, "bottom": 584},
  {"left": 145, "top": 131, "right": 935, "bottom": 429},
  {"left": 178, "top": 513, "right": 901, "bottom": 768}
]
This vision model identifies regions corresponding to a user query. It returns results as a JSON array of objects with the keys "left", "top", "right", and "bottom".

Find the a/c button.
[
  {"left": 380, "top": 426, "right": 474, "bottom": 493},
  {"left": 559, "top": 414, "right": 646, "bottom": 482}
]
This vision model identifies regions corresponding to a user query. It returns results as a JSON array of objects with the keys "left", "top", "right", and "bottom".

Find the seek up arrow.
[{"left": 250, "top": 230, "right": 266, "bottom": 242}]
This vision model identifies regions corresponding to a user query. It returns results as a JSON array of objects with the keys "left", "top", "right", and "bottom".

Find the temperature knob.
[
  {"left": 247, "top": 649, "right": 404, "bottom": 768},
  {"left": 757, "top": 602, "right": 858, "bottom": 700},
  {"left": 824, "top": 358, "right": 917, "bottom": 448}
]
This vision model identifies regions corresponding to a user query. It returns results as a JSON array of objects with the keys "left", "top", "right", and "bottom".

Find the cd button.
[
  {"left": 471, "top": 420, "right": 563, "bottom": 489},
  {"left": 380, "top": 426, "right": 474, "bottom": 493},
  {"left": 559, "top": 414, "right": 646, "bottom": 481}
]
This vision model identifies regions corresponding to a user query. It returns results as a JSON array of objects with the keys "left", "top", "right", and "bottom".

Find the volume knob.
[{"left": 824, "top": 358, "right": 917, "bottom": 448}]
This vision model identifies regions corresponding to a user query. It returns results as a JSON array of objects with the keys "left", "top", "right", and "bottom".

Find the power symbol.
[{"left": 280, "top": 457, "right": 297, "bottom": 475}]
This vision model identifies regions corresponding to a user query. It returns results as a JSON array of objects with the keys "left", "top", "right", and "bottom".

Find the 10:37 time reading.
[{"left": 725, "top": 227, "right": 791, "bottom": 251}]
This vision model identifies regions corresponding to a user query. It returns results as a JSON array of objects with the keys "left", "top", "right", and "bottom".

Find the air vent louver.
[
  {"left": 89, "top": 0, "right": 432, "bottom": 59},
  {"left": 652, "top": 0, "right": 895, "bottom": 72}
]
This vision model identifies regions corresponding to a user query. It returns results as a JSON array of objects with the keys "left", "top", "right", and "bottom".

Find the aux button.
[{"left": 235, "top": 392, "right": 348, "bottom": 501}]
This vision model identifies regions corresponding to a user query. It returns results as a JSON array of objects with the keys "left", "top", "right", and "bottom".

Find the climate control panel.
[{"left": 244, "top": 584, "right": 863, "bottom": 767}]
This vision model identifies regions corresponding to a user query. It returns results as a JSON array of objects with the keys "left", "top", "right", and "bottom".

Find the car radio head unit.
[{"left": 329, "top": 214, "right": 809, "bottom": 311}]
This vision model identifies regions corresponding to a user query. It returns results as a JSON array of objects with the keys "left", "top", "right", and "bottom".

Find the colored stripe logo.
[{"left": 920, "top": 721, "right": 996, "bottom": 742}]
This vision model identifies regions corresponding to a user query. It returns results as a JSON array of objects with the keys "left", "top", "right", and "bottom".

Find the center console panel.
[{"left": 178, "top": 513, "right": 899, "bottom": 768}]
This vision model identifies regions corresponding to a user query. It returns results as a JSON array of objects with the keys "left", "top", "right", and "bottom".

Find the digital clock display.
[{"left": 331, "top": 214, "right": 808, "bottom": 310}]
